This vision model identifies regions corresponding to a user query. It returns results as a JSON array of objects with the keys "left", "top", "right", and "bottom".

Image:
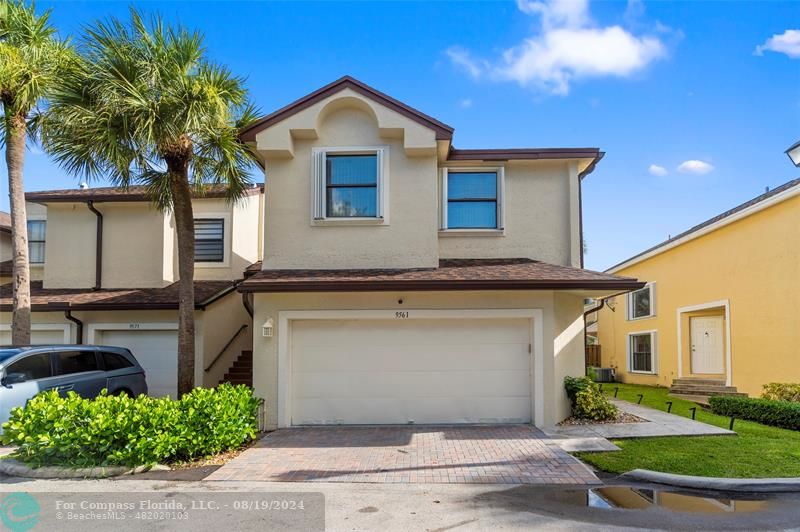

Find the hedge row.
[
  {"left": 709, "top": 395, "right": 800, "bottom": 431},
  {"left": 2, "top": 383, "right": 261, "bottom": 468}
]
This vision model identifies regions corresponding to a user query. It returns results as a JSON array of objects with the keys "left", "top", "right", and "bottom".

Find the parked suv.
[{"left": 0, "top": 345, "right": 148, "bottom": 429}]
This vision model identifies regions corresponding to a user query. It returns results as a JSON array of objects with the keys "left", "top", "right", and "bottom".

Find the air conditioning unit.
[{"left": 587, "top": 366, "right": 616, "bottom": 383}]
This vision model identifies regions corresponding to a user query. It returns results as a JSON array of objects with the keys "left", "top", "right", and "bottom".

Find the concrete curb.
[
  {"left": 622, "top": 469, "right": 800, "bottom": 493},
  {"left": 0, "top": 459, "right": 170, "bottom": 479}
]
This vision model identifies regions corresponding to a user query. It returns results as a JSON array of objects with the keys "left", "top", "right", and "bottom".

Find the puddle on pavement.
[{"left": 556, "top": 486, "right": 774, "bottom": 514}]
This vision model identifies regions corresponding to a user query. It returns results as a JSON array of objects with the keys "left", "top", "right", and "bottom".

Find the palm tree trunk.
[
  {"left": 5, "top": 118, "right": 31, "bottom": 345},
  {"left": 169, "top": 169, "right": 196, "bottom": 396}
]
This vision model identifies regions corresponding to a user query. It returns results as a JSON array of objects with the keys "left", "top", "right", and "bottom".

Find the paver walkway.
[
  {"left": 545, "top": 399, "right": 735, "bottom": 440},
  {"left": 206, "top": 425, "right": 599, "bottom": 485}
]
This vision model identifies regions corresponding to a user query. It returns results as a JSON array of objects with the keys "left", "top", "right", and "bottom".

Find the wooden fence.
[{"left": 585, "top": 344, "right": 601, "bottom": 367}]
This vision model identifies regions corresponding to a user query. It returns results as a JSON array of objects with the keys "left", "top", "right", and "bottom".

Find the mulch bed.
[{"left": 558, "top": 412, "right": 645, "bottom": 426}]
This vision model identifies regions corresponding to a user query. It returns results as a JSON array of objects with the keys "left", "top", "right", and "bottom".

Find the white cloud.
[
  {"left": 445, "top": 47, "right": 485, "bottom": 79},
  {"left": 755, "top": 29, "right": 800, "bottom": 59},
  {"left": 447, "top": 0, "right": 667, "bottom": 95},
  {"left": 648, "top": 164, "right": 668, "bottom": 176},
  {"left": 677, "top": 160, "right": 714, "bottom": 175},
  {"left": 459, "top": 98, "right": 473, "bottom": 108}
]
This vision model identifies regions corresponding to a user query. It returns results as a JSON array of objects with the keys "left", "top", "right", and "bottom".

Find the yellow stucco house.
[{"left": 596, "top": 177, "right": 800, "bottom": 399}]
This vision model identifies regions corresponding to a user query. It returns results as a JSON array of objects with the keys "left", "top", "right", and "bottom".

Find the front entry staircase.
[
  {"left": 219, "top": 349, "right": 253, "bottom": 387},
  {"left": 669, "top": 378, "right": 746, "bottom": 405}
]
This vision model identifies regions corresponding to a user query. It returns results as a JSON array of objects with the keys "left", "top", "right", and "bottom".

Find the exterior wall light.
[
  {"left": 262, "top": 318, "right": 274, "bottom": 338},
  {"left": 787, "top": 140, "right": 800, "bottom": 168}
]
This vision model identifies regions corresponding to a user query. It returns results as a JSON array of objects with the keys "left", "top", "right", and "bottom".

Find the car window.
[
  {"left": 6, "top": 353, "right": 52, "bottom": 382},
  {"left": 101, "top": 351, "right": 134, "bottom": 371},
  {"left": 55, "top": 350, "right": 99, "bottom": 376}
]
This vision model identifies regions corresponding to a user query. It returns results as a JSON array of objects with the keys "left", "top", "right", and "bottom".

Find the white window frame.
[
  {"left": 193, "top": 212, "right": 231, "bottom": 268},
  {"left": 311, "top": 146, "right": 389, "bottom": 226},
  {"left": 439, "top": 166, "right": 505, "bottom": 236},
  {"left": 27, "top": 215, "right": 47, "bottom": 266},
  {"left": 626, "top": 282, "right": 656, "bottom": 321},
  {"left": 627, "top": 330, "right": 658, "bottom": 375}
]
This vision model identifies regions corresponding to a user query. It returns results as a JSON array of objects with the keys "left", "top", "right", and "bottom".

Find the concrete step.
[
  {"left": 672, "top": 378, "right": 726, "bottom": 386},
  {"left": 668, "top": 393, "right": 712, "bottom": 406},
  {"left": 669, "top": 385, "right": 741, "bottom": 394},
  {"left": 670, "top": 389, "right": 747, "bottom": 398},
  {"left": 231, "top": 360, "right": 253, "bottom": 369},
  {"left": 225, "top": 367, "right": 252, "bottom": 376}
]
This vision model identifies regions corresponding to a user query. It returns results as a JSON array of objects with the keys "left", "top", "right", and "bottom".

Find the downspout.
[
  {"left": 241, "top": 292, "right": 254, "bottom": 318},
  {"left": 64, "top": 310, "right": 84, "bottom": 345},
  {"left": 86, "top": 201, "right": 103, "bottom": 290}
]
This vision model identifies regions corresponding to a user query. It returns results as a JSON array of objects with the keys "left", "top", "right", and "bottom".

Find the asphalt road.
[{"left": 0, "top": 477, "right": 799, "bottom": 531}]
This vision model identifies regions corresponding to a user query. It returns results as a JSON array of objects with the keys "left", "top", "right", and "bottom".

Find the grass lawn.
[{"left": 574, "top": 383, "right": 800, "bottom": 478}]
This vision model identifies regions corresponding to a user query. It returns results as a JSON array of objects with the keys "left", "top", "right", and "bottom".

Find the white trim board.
[
  {"left": 276, "top": 308, "right": 545, "bottom": 428},
  {"left": 0, "top": 323, "right": 71, "bottom": 344},
  {"left": 676, "top": 300, "right": 732, "bottom": 385},
  {"left": 608, "top": 184, "right": 800, "bottom": 274}
]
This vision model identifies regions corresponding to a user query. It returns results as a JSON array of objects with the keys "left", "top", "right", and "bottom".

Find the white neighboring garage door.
[
  {"left": 90, "top": 326, "right": 178, "bottom": 398},
  {"left": 289, "top": 316, "right": 532, "bottom": 425},
  {"left": 0, "top": 324, "right": 71, "bottom": 345}
]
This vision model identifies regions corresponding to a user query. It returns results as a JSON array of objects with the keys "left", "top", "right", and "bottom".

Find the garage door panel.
[
  {"left": 293, "top": 343, "right": 530, "bottom": 373},
  {"left": 294, "top": 370, "right": 530, "bottom": 399},
  {"left": 293, "top": 396, "right": 530, "bottom": 425},
  {"left": 293, "top": 319, "right": 531, "bottom": 347},
  {"left": 290, "top": 316, "right": 532, "bottom": 425},
  {"left": 0, "top": 329, "right": 66, "bottom": 345},
  {"left": 98, "top": 329, "right": 177, "bottom": 398}
]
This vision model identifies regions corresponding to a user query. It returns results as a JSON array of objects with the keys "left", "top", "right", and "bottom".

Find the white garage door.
[
  {"left": 0, "top": 328, "right": 66, "bottom": 345},
  {"left": 290, "top": 318, "right": 532, "bottom": 425},
  {"left": 96, "top": 329, "right": 178, "bottom": 398}
]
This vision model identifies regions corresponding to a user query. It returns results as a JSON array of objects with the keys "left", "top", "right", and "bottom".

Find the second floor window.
[
  {"left": 194, "top": 218, "right": 224, "bottom": 263},
  {"left": 627, "top": 283, "right": 655, "bottom": 320},
  {"left": 27, "top": 220, "right": 46, "bottom": 264},
  {"left": 326, "top": 154, "right": 377, "bottom": 217},
  {"left": 311, "top": 147, "right": 387, "bottom": 223},
  {"left": 441, "top": 168, "right": 504, "bottom": 231}
]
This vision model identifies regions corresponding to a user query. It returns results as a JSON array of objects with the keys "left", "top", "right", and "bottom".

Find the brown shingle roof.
[
  {"left": 0, "top": 280, "right": 236, "bottom": 311},
  {"left": 239, "top": 258, "right": 643, "bottom": 293},
  {"left": 26, "top": 184, "right": 264, "bottom": 203},
  {"left": 0, "top": 212, "right": 10, "bottom": 233}
]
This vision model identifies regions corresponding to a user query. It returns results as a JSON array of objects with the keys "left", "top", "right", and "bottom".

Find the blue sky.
[{"left": 2, "top": 0, "right": 798, "bottom": 270}]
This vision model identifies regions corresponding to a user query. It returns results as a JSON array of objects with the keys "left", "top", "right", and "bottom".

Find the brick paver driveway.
[{"left": 206, "top": 425, "right": 599, "bottom": 484}]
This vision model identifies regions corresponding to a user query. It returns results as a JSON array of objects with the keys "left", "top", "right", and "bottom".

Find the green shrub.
[
  {"left": 564, "top": 376, "right": 618, "bottom": 421},
  {"left": 761, "top": 383, "right": 800, "bottom": 403},
  {"left": 709, "top": 395, "right": 800, "bottom": 431},
  {"left": 2, "top": 383, "right": 261, "bottom": 467}
]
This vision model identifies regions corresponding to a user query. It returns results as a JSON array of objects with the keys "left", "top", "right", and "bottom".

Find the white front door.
[
  {"left": 290, "top": 317, "right": 532, "bottom": 425},
  {"left": 690, "top": 316, "right": 724, "bottom": 374},
  {"left": 94, "top": 329, "right": 178, "bottom": 397}
]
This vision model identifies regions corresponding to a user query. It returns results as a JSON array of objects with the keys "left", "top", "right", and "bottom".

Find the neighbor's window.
[
  {"left": 28, "top": 220, "right": 46, "bottom": 264},
  {"left": 441, "top": 169, "right": 503, "bottom": 230},
  {"left": 629, "top": 332, "right": 656, "bottom": 374},
  {"left": 194, "top": 218, "right": 225, "bottom": 263},
  {"left": 312, "top": 148, "right": 386, "bottom": 221},
  {"left": 627, "top": 283, "right": 655, "bottom": 320}
]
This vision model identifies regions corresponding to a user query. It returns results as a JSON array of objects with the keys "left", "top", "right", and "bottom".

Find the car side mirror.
[{"left": 2, "top": 373, "right": 26, "bottom": 386}]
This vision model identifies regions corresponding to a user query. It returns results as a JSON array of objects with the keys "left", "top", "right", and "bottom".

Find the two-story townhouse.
[
  {"left": 237, "top": 76, "right": 644, "bottom": 429},
  {"left": 0, "top": 185, "right": 264, "bottom": 397}
]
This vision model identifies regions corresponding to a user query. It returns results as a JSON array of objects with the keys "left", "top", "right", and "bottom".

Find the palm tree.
[
  {"left": 43, "top": 9, "right": 259, "bottom": 395},
  {"left": 0, "top": 0, "right": 72, "bottom": 344}
]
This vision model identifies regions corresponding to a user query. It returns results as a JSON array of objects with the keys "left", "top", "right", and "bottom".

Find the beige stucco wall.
[
  {"left": 438, "top": 160, "right": 577, "bottom": 266},
  {"left": 250, "top": 290, "right": 585, "bottom": 429},
  {"left": 196, "top": 290, "right": 252, "bottom": 387},
  {"left": 260, "top": 103, "right": 440, "bottom": 269},
  {"left": 41, "top": 203, "right": 98, "bottom": 288}
]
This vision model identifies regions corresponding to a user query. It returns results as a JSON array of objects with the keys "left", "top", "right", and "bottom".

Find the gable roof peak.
[{"left": 239, "top": 76, "right": 454, "bottom": 142}]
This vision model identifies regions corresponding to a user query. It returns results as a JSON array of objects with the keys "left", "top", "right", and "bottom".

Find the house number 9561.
[{"left": 395, "top": 312, "right": 409, "bottom": 319}]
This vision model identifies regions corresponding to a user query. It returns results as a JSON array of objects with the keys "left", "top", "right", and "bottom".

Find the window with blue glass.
[
  {"left": 326, "top": 154, "right": 378, "bottom": 217},
  {"left": 446, "top": 171, "right": 499, "bottom": 229}
]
